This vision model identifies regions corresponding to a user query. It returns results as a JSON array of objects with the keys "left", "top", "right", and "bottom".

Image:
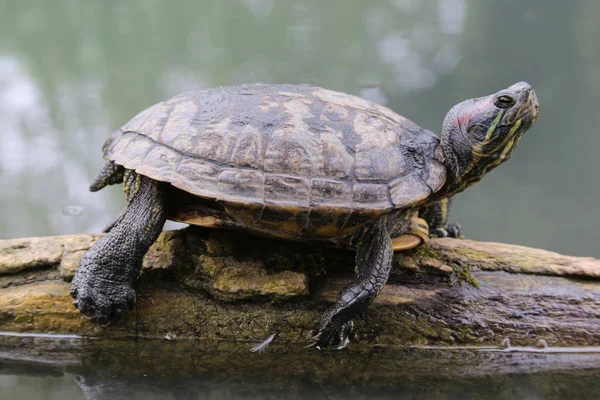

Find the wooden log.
[{"left": 1, "top": 227, "right": 599, "bottom": 347}]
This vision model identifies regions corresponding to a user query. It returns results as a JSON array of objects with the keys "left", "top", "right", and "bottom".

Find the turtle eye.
[{"left": 495, "top": 95, "right": 515, "bottom": 108}]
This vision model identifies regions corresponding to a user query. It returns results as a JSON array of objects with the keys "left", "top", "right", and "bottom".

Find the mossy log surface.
[{"left": 1, "top": 227, "right": 599, "bottom": 348}]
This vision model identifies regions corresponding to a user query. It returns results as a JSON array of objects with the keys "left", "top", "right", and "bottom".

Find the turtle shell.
[{"left": 104, "top": 83, "right": 446, "bottom": 240}]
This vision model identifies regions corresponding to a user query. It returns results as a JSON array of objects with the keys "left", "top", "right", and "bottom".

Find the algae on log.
[{"left": 0, "top": 227, "right": 599, "bottom": 347}]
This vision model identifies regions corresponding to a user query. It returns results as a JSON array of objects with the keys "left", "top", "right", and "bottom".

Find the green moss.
[
  {"left": 262, "top": 252, "right": 296, "bottom": 271},
  {"left": 407, "top": 244, "right": 478, "bottom": 288},
  {"left": 452, "top": 262, "right": 480, "bottom": 288},
  {"left": 14, "top": 313, "right": 32, "bottom": 324},
  {"left": 259, "top": 244, "right": 352, "bottom": 278},
  {"left": 411, "top": 245, "right": 443, "bottom": 261},
  {"left": 298, "top": 251, "right": 351, "bottom": 277},
  {"left": 298, "top": 253, "right": 328, "bottom": 275}
]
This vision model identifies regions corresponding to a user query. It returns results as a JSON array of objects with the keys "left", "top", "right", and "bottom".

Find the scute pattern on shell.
[{"left": 107, "top": 83, "right": 446, "bottom": 238}]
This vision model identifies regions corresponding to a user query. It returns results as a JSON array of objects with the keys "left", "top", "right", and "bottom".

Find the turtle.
[{"left": 70, "top": 82, "right": 539, "bottom": 348}]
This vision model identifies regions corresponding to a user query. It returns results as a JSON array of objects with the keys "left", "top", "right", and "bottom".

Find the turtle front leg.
[
  {"left": 419, "top": 198, "right": 463, "bottom": 238},
  {"left": 70, "top": 171, "right": 166, "bottom": 323},
  {"left": 312, "top": 218, "right": 393, "bottom": 349}
]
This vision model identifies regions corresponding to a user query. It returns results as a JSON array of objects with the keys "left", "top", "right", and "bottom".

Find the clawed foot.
[
  {"left": 431, "top": 222, "right": 464, "bottom": 239},
  {"left": 70, "top": 262, "right": 136, "bottom": 324},
  {"left": 308, "top": 320, "right": 354, "bottom": 350}
]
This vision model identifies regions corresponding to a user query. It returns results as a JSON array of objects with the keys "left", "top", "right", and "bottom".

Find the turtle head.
[{"left": 440, "top": 82, "right": 539, "bottom": 195}]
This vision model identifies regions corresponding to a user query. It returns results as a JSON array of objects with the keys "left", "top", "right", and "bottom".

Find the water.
[
  {"left": 1, "top": 336, "right": 600, "bottom": 399},
  {"left": 1, "top": 0, "right": 599, "bottom": 398}
]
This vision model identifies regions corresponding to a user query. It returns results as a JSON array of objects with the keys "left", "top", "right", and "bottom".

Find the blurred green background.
[{"left": 0, "top": 0, "right": 598, "bottom": 259}]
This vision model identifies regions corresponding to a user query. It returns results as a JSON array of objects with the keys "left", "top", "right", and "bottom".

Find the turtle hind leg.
[
  {"left": 420, "top": 198, "right": 464, "bottom": 238},
  {"left": 90, "top": 160, "right": 125, "bottom": 192},
  {"left": 71, "top": 171, "right": 167, "bottom": 323},
  {"left": 100, "top": 171, "right": 142, "bottom": 233},
  {"left": 312, "top": 218, "right": 393, "bottom": 349}
]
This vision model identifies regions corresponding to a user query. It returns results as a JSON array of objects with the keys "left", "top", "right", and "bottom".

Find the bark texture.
[{"left": 1, "top": 227, "right": 599, "bottom": 347}]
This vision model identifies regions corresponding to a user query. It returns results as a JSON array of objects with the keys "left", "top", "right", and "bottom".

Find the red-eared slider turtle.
[{"left": 71, "top": 82, "right": 539, "bottom": 348}]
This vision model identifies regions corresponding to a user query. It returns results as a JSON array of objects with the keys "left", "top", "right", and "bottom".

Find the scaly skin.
[
  {"left": 310, "top": 82, "right": 538, "bottom": 348},
  {"left": 419, "top": 199, "right": 463, "bottom": 238},
  {"left": 89, "top": 160, "right": 124, "bottom": 192},
  {"left": 73, "top": 83, "right": 538, "bottom": 346},
  {"left": 70, "top": 170, "right": 166, "bottom": 323},
  {"left": 313, "top": 217, "right": 394, "bottom": 349}
]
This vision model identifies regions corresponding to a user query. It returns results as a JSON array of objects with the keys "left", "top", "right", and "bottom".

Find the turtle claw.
[
  {"left": 76, "top": 300, "right": 90, "bottom": 314},
  {"left": 308, "top": 320, "right": 354, "bottom": 350},
  {"left": 432, "top": 223, "right": 464, "bottom": 239},
  {"left": 305, "top": 336, "right": 324, "bottom": 350},
  {"left": 446, "top": 223, "right": 464, "bottom": 238},
  {"left": 76, "top": 296, "right": 133, "bottom": 324},
  {"left": 82, "top": 309, "right": 96, "bottom": 320},
  {"left": 70, "top": 263, "right": 137, "bottom": 324}
]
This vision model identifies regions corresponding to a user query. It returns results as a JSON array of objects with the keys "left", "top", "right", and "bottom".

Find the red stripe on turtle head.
[{"left": 450, "top": 98, "right": 492, "bottom": 128}]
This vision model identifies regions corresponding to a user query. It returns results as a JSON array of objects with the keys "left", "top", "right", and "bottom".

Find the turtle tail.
[{"left": 90, "top": 161, "right": 125, "bottom": 192}]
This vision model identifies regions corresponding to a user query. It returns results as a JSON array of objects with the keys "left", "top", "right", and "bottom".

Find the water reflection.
[{"left": 1, "top": 336, "right": 600, "bottom": 400}]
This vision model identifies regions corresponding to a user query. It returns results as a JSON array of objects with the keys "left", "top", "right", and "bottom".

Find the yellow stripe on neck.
[{"left": 484, "top": 111, "right": 504, "bottom": 142}]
